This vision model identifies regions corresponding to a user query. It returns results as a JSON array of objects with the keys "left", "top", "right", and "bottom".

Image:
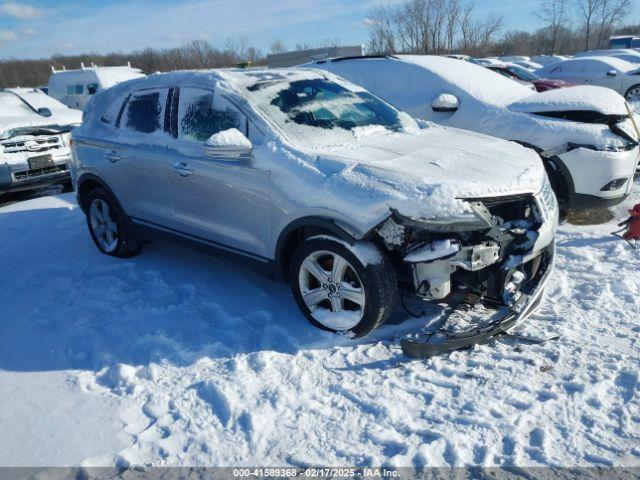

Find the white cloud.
[
  {"left": 0, "top": 28, "right": 16, "bottom": 42},
  {"left": 22, "top": 26, "right": 37, "bottom": 35},
  {"left": 0, "top": 2, "right": 42, "bottom": 20}
]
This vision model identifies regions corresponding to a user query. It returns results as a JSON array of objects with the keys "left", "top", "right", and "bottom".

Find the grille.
[
  {"left": 540, "top": 178, "right": 557, "bottom": 214},
  {"left": 1, "top": 135, "right": 62, "bottom": 154},
  {"left": 14, "top": 163, "right": 68, "bottom": 180}
]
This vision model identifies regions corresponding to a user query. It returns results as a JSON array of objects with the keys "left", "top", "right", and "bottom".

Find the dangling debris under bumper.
[{"left": 401, "top": 242, "right": 556, "bottom": 358}]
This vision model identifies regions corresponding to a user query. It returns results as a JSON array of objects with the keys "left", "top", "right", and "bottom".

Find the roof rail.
[{"left": 328, "top": 54, "right": 397, "bottom": 63}]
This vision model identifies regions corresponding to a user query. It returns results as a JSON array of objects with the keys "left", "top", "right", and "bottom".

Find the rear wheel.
[
  {"left": 85, "top": 188, "right": 140, "bottom": 258},
  {"left": 290, "top": 236, "right": 397, "bottom": 338}
]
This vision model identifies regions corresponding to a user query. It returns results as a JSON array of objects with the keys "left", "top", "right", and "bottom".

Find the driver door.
[{"left": 166, "top": 86, "right": 271, "bottom": 259}]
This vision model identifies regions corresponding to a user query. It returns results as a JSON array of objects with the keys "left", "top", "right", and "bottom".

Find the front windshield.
[
  {"left": 0, "top": 92, "right": 35, "bottom": 116},
  {"left": 243, "top": 74, "right": 415, "bottom": 148},
  {"left": 508, "top": 66, "right": 540, "bottom": 81}
]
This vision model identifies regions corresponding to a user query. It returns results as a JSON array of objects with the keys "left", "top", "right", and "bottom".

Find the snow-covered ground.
[{"left": 0, "top": 184, "right": 639, "bottom": 468}]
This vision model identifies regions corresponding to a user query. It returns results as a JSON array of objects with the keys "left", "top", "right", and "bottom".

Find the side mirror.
[
  {"left": 431, "top": 93, "right": 459, "bottom": 113},
  {"left": 37, "top": 107, "right": 52, "bottom": 117},
  {"left": 607, "top": 70, "right": 618, "bottom": 77},
  {"left": 87, "top": 83, "right": 99, "bottom": 95},
  {"left": 204, "top": 128, "right": 252, "bottom": 159}
]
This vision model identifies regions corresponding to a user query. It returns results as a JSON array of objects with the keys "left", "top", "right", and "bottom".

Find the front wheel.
[
  {"left": 625, "top": 84, "right": 640, "bottom": 103},
  {"left": 290, "top": 236, "right": 397, "bottom": 338}
]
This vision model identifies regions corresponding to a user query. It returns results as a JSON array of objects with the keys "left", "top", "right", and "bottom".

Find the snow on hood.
[
  {"left": 259, "top": 124, "right": 547, "bottom": 226},
  {"left": 0, "top": 114, "right": 77, "bottom": 140},
  {"left": 509, "top": 86, "right": 628, "bottom": 116}
]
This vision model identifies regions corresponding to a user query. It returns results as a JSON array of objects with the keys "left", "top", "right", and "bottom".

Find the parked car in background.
[
  {"left": 70, "top": 69, "right": 557, "bottom": 345},
  {"left": 530, "top": 55, "right": 570, "bottom": 66},
  {"left": 307, "top": 55, "right": 640, "bottom": 209},
  {"left": 574, "top": 49, "right": 640, "bottom": 64},
  {"left": 48, "top": 63, "right": 145, "bottom": 110},
  {"left": 486, "top": 63, "right": 572, "bottom": 92},
  {"left": 512, "top": 60, "right": 544, "bottom": 71},
  {"left": 536, "top": 56, "right": 640, "bottom": 102},
  {"left": 0, "top": 88, "right": 81, "bottom": 194}
]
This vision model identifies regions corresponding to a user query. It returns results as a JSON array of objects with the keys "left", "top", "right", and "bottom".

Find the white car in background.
[
  {"left": 574, "top": 49, "right": 640, "bottom": 64},
  {"left": 530, "top": 55, "right": 570, "bottom": 66},
  {"left": 0, "top": 88, "right": 81, "bottom": 194},
  {"left": 536, "top": 56, "right": 640, "bottom": 102},
  {"left": 48, "top": 63, "right": 145, "bottom": 110},
  {"left": 306, "top": 55, "right": 640, "bottom": 209}
]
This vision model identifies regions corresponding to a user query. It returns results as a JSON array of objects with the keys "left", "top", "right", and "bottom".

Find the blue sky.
[{"left": 0, "top": 0, "right": 636, "bottom": 59}]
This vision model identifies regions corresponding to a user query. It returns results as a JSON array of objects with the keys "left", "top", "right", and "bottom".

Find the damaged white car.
[
  {"left": 307, "top": 55, "right": 640, "bottom": 209},
  {"left": 0, "top": 88, "right": 81, "bottom": 194},
  {"left": 71, "top": 69, "right": 557, "bottom": 356}
]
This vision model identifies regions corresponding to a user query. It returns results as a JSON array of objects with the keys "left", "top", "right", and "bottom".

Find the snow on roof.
[
  {"left": 509, "top": 85, "right": 628, "bottom": 116},
  {"left": 546, "top": 56, "right": 638, "bottom": 72},
  {"left": 394, "top": 55, "right": 533, "bottom": 105}
]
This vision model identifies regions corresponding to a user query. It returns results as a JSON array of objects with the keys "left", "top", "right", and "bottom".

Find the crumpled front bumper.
[{"left": 401, "top": 241, "right": 556, "bottom": 358}]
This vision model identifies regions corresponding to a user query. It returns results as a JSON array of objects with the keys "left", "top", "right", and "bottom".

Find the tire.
[
  {"left": 85, "top": 187, "right": 141, "bottom": 258},
  {"left": 289, "top": 236, "right": 397, "bottom": 338},
  {"left": 624, "top": 84, "right": 640, "bottom": 103}
]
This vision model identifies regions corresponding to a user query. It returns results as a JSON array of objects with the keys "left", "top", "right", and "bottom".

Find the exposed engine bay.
[{"left": 370, "top": 192, "right": 556, "bottom": 357}]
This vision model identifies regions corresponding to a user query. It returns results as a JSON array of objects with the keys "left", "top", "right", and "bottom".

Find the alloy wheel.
[
  {"left": 298, "top": 250, "right": 366, "bottom": 330},
  {"left": 89, "top": 198, "right": 119, "bottom": 253}
]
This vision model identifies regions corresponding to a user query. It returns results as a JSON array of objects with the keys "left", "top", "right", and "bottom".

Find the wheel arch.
[
  {"left": 76, "top": 173, "right": 121, "bottom": 213},
  {"left": 512, "top": 140, "right": 575, "bottom": 206},
  {"left": 274, "top": 217, "right": 358, "bottom": 282}
]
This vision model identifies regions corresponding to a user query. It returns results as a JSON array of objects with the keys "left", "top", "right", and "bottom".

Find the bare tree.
[
  {"left": 365, "top": 6, "right": 397, "bottom": 53},
  {"left": 594, "top": 0, "right": 632, "bottom": 48},
  {"left": 535, "top": 0, "right": 570, "bottom": 54},
  {"left": 270, "top": 39, "right": 286, "bottom": 54}
]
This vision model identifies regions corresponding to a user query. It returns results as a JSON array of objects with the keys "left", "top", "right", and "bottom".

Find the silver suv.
[{"left": 71, "top": 69, "right": 557, "bottom": 345}]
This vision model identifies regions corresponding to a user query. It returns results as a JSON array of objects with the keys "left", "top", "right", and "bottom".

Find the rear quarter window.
[{"left": 121, "top": 90, "right": 168, "bottom": 134}]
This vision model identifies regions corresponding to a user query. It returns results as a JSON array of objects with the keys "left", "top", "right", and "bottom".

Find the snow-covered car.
[
  {"left": 307, "top": 55, "right": 640, "bottom": 209},
  {"left": 574, "top": 49, "right": 640, "bottom": 64},
  {"left": 486, "top": 62, "right": 572, "bottom": 92},
  {"left": 0, "top": 88, "right": 81, "bottom": 194},
  {"left": 512, "top": 60, "right": 544, "bottom": 71},
  {"left": 530, "top": 55, "right": 570, "bottom": 66},
  {"left": 70, "top": 69, "right": 557, "bottom": 350},
  {"left": 536, "top": 56, "right": 640, "bottom": 102}
]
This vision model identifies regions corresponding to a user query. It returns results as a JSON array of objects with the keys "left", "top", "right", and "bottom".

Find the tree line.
[
  {"left": 0, "top": 0, "right": 636, "bottom": 88},
  {"left": 0, "top": 38, "right": 266, "bottom": 88},
  {"left": 366, "top": 0, "right": 633, "bottom": 57}
]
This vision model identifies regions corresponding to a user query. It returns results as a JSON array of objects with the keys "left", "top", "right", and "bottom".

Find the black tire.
[
  {"left": 85, "top": 187, "right": 141, "bottom": 258},
  {"left": 289, "top": 236, "right": 397, "bottom": 338},
  {"left": 624, "top": 84, "right": 640, "bottom": 102}
]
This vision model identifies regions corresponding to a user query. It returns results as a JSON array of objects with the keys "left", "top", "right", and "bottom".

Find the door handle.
[
  {"left": 171, "top": 162, "right": 194, "bottom": 177},
  {"left": 105, "top": 150, "right": 121, "bottom": 163}
]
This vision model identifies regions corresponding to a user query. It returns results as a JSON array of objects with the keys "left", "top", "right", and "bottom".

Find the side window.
[
  {"left": 177, "top": 87, "right": 246, "bottom": 142},
  {"left": 75, "top": 84, "right": 84, "bottom": 94},
  {"left": 67, "top": 85, "right": 74, "bottom": 94},
  {"left": 100, "top": 96, "right": 127, "bottom": 125},
  {"left": 122, "top": 89, "right": 168, "bottom": 134}
]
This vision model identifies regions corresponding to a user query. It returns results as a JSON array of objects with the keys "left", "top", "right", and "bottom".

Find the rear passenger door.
[
  {"left": 98, "top": 87, "right": 174, "bottom": 228},
  {"left": 166, "top": 86, "right": 271, "bottom": 259}
]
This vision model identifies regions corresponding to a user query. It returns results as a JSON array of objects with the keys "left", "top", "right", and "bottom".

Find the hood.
[
  {"left": 508, "top": 86, "right": 628, "bottom": 116},
  {"left": 305, "top": 125, "right": 546, "bottom": 221},
  {"left": 0, "top": 114, "right": 79, "bottom": 140}
]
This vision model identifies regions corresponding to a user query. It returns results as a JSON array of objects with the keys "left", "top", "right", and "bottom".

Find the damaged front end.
[{"left": 373, "top": 186, "right": 557, "bottom": 357}]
